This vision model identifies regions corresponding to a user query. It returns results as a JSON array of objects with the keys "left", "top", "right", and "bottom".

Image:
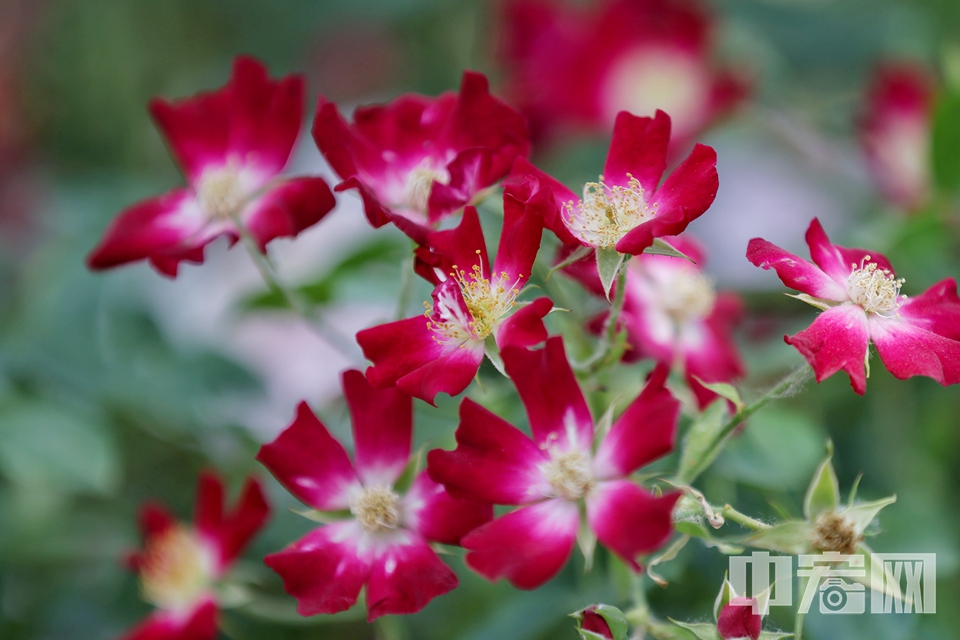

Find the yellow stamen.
[{"left": 564, "top": 174, "right": 657, "bottom": 249}]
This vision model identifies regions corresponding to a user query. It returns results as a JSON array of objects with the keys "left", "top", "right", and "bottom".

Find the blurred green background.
[{"left": 1, "top": 0, "right": 959, "bottom": 638}]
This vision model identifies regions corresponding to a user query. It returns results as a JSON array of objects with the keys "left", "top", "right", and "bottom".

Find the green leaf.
[
  {"left": 484, "top": 334, "right": 507, "bottom": 376},
  {"left": 803, "top": 441, "right": 839, "bottom": 520},
  {"left": 596, "top": 247, "right": 625, "bottom": 301},
  {"left": 739, "top": 521, "right": 812, "bottom": 555},
  {"left": 644, "top": 238, "right": 695, "bottom": 261},
  {"left": 932, "top": 87, "right": 960, "bottom": 191},
  {"left": 0, "top": 400, "right": 120, "bottom": 495},
  {"left": 677, "top": 399, "right": 728, "bottom": 483},
  {"left": 691, "top": 377, "right": 744, "bottom": 412},
  {"left": 670, "top": 620, "right": 721, "bottom": 640}
]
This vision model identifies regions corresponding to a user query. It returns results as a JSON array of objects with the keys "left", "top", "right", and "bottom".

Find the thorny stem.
[
  {"left": 677, "top": 363, "right": 813, "bottom": 484},
  {"left": 230, "top": 213, "right": 361, "bottom": 362}
]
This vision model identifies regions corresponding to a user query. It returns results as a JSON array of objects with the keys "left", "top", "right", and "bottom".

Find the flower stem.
[
  {"left": 677, "top": 363, "right": 812, "bottom": 484},
  {"left": 574, "top": 268, "right": 628, "bottom": 373},
  {"left": 721, "top": 504, "right": 771, "bottom": 531},
  {"left": 231, "top": 215, "right": 361, "bottom": 362}
]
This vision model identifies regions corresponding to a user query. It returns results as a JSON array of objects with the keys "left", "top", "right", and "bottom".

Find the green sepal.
[
  {"left": 573, "top": 604, "right": 629, "bottom": 640},
  {"left": 548, "top": 244, "right": 593, "bottom": 279},
  {"left": 803, "top": 441, "right": 839, "bottom": 520},
  {"left": 596, "top": 247, "right": 625, "bottom": 301},
  {"left": 669, "top": 620, "right": 721, "bottom": 640},
  {"left": 484, "top": 334, "right": 507, "bottom": 376},
  {"left": 645, "top": 238, "right": 695, "bottom": 262},
  {"left": 713, "top": 575, "right": 737, "bottom": 621},
  {"left": 739, "top": 520, "right": 812, "bottom": 555},
  {"left": 691, "top": 376, "right": 745, "bottom": 413},
  {"left": 842, "top": 495, "right": 897, "bottom": 536}
]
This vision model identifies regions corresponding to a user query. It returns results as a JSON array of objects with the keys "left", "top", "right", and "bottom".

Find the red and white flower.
[
  {"left": 568, "top": 236, "right": 744, "bottom": 408},
  {"left": 513, "top": 110, "right": 718, "bottom": 258},
  {"left": 427, "top": 337, "right": 680, "bottom": 589},
  {"left": 257, "top": 371, "right": 492, "bottom": 621},
  {"left": 312, "top": 71, "right": 530, "bottom": 242},
  {"left": 747, "top": 217, "right": 960, "bottom": 394},
  {"left": 120, "top": 472, "right": 270, "bottom": 640},
  {"left": 87, "top": 56, "right": 336, "bottom": 277},
  {"left": 356, "top": 190, "right": 552, "bottom": 405},
  {"left": 859, "top": 61, "right": 936, "bottom": 212},
  {"left": 500, "top": 0, "right": 749, "bottom": 151}
]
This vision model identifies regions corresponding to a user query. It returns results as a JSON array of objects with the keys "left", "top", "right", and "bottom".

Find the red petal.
[
  {"left": 501, "top": 337, "right": 593, "bottom": 451},
  {"left": 193, "top": 473, "right": 270, "bottom": 572},
  {"left": 896, "top": 278, "right": 960, "bottom": 339},
  {"left": 717, "top": 597, "right": 762, "bottom": 640},
  {"left": 496, "top": 297, "right": 553, "bottom": 349},
  {"left": 395, "top": 342, "right": 483, "bottom": 406},
  {"left": 139, "top": 503, "right": 177, "bottom": 541},
  {"left": 603, "top": 110, "right": 670, "bottom": 194},
  {"left": 506, "top": 157, "right": 580, "bottom": 246},
  {"left": 594, "top": 363, "right": 678, "bottom": 479},
  {"left": 495, "top": 176, "right": 546, "bottom": 284},
  {"left": 264, "top": 522, "right": 369, "bottom": 616},
  {"left": 256, "top": 402, "right": 360, "bottom": 510},
  {"left": 582, "top": 607, "right": 614, "bottom": 639},
  {"left": 86, "top": 189, "right": 209, "bottom": 276},
  {"left": 616, "top": 143, "right": 718, "bottom": 255},
  {"left": 427, "top": 398, "right": 547, "bottom": 505},
  {"left": 403, "top": 470, "right": 493, "bottom": 545},
  {"left": 423, "top": 206, "right": 490, "bottom": 282},
  {"left": 244, "top": 177, "right": 336, "bottom": 252},
  {"left": 804, "top": 217, "right": 894, "bottom": 286},
  {"left": 462, "top": 499, "right": 579, "bottom": 590},
  {"left": 427, "top": 147, "right": 489, "bottom": 223},
  {"left": 119, "top": 599, "right": 218, "bottom": 640},
  {"left": 870, "top": 314, "right": 960, "bottom": 387},
  {"left": 785, "top": 305, "right": 870, "bottom": 395},
  {"left": 365, "top": 538, "right": 459, "bottom": 621},
  {"left": 586, "top": 481, "right": 679, "bottom": 571},
  {"left": 342, "top": 370, "right": 412, "bottom": 487},
  {"left": 745, "top": 237, "right": 848, "bottom": 301}
]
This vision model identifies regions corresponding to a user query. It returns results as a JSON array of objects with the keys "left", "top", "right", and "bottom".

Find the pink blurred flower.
[
  {"left": 717, "top": 597, "right": 762, "bottom": 640},
  {"left": 859, "top": 62, "right": 936, "bottom": 212},
  {"left": 513, "top": 110, "right": 718, "bottom": 256},
  {"left": 313, "top": 71, "right": 530, "bottom": 243},
  {"left": 567, "top": 236, "right": 744, "bottom": 408},
  {"left": 88, "top": 56, "right": 336, "bottom": 277},
  {"left": 428, "top": 337, "right": 679, "bottom": 589},
  {"left": 500, "top": 0, "right": 749, "bottom": 151},
  {"left": 747, "top": 217, "right": 960, "bottom": 394},
  {"left": 356, "top": 192, "right": 551, "bottom": 405},
  {"left": 257, "top": 371, "right": 492, "bottom": 621},
  {"left": 120, "top": 472, "right": 270, "bottom": 640}
]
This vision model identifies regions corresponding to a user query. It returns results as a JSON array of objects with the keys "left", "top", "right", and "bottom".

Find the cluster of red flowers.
[{"left": 88, "top": 2, "right": 959, "bottom": 639}]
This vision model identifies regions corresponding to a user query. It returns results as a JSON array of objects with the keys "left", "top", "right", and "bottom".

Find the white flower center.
[
  {"left": 427, "top": 264, "right": 522, "bottom": 343},
  {"left": 659, "top": 269, "right": 716, "bottom": 323},
  {"left": 196, "top": 162, "right": 247, "bottom": 221},
  {"left": 405, "top": 160, "right": 450, "bottom": 214},
  {"left": 541, "top": 449, "right": 593, "bottom": 501},
  {"left": 564, "top": 174, "right": 657, "bottom": 249},
  {"left": 350, "top": 485, "right": 402, "bottom": 533},
  {"left": 846, "top": 258, "right": 904, "bottom": 315},
  {"left": 139, "top": 525, "right": 214, "bottom": 611}
]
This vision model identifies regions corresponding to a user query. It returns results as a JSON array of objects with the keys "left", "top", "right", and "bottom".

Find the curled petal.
[
  {"left": 427, "top": 398, "right": 547, "bottom": 505},
  {"left": 256, "top": 402, "right": 359, "bottom": 511},
  {"left": 502, "top": 337, "right": 593, "bottom": 451},
  {"left": 785, "top": 305, "right": 870, "bottom": 395},
  {"left": 403, "top": 470, "right": 493, "bottom": 545},
  {"left": 586, "top": 480, "right": 679, "bottom": 571},
  {"left": 462, "top": 499, "right": 579, "bottom": 590},
  {"left": 804, "top": 217, "right": 894, "bottom": 285},
  {"left": 427, "top": 148, "right": 489, "bottom": 222},
  {"left": 870, "top": 314, "right": 960, "bottom": 386},
  {"left": 507, "top": 157, "right": 580, "bottom": 246},
  {"left": 496, "top": 297, "right": 553, "bottom": 350},
  {"left": 746, "top": 237, "right": 847, "bottom": 301},
  {"left": 396, "top": 341, "right": 484, "bottom": 406},
  {"left": 365, "top": 538, "right": 459, "bottom": 621},
  {"left": 119, "top": 600, "right": 218, "bottom": 640},
  {"left": 495, "top": 179, "right": 545, "bottom": 285},
  {"left": 594, "top": 363, "right": 678, "bottom": 479},
  {"left": 895, "top": 278, "right": 960, "bottom": 339},
  {"left": 244, "top": 177, "right": 336, "bottom": 252},
  {"left": 264, "top": 522, "right": 369, "bottom": 616},
  {"left": 342, "top": 370, "right": 412, "bottom": 488}
]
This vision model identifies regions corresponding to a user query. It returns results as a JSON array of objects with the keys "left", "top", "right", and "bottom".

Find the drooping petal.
[
  {"left": 593, "top": 363, "right": 678, "bottom": 479},
  {"left": 256, "top": 402, "right": 360, "bottom": 511},
  {"left": 501, "top": 337, "right": 593, "bottom": 451},
  {"left": 717, "top": 597, "right": 762, "bottom": 640},
  {"left": 342, "top": 370, "right": 412, "bottom": 488},
  {"left": 423, "top": 205, "right": 489, "bottom": 283},
  {"left": 427, "top": 148, "right": 489, "bottom": 222},
  {"left": 785, "top": 305, "right": 870, "bottom": 395},
  {"left": 495, "top": 178, "right": 546, "bottom": 284},
  {"left": 615, "top": 143, "right": 718, "bottom": 255},
  {"left": 462, "top": 499, "right": 579, "bottom": 590},
  {"left": 365, "top": 537, "right": 459, "bottom": 621},
  {"left": 264, "top": 522, "right": 369, "bottom": 616},
  {"left": 119, "top": 599, "right": 218, "bottom": 640},
  {"left": 893, "top": 277, "right": 960, "bottom": 339},
  {"left": 496, "top": 297, "right": 553, "bottom": 349},
  {"left": 244, "top": 177, "right": 336, "bottom": 252},
  {"left": 870, "top": 314, "right": 960, "bottom": 387},
  {"left": 403, "top": 470, "right": 493, "bottom": 545},
  {"left": 85, "top": 189, "right": 212, "bottom": 276},
  {"left": 745, "top": 237, "right": 848, "bottom": 301},
  {"left": 507, "top": 157, "right": 580, "bottom": 246},
  {"left": 193, "top": 473, "right": 269, "bottom": 572},
  {"left": 586, "top": 480, "right": 679, "bottom": 571},
  {"left": 602, "top": 110, "right": 670, "bottom": 193},
  {"left": 804, "top": 217, "right": 894, "bottom": 286},
  {"left": 427, "top": 398, "right": 547, "bottom": 505}
]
